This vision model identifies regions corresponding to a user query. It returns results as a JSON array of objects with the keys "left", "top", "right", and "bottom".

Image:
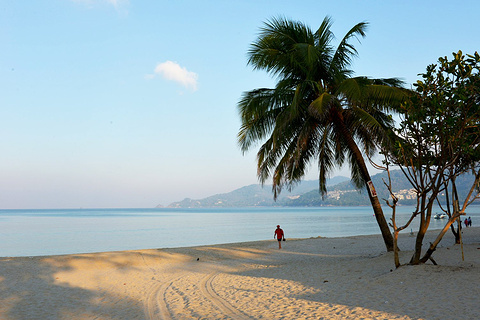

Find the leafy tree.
[
  {"left": 386, "top": 51, "right": 480, "bottom": 265},
  {"left": 237, "top": 17, "right": 407, "bottom": 251}
]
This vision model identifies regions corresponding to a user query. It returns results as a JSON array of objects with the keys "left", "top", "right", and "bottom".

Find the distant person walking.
[
  {"left": 274, "top": 225, "right": 285, "bottom": 249},
  {"left": 468, "top": 217, "right": 472, "bottom": 227}
]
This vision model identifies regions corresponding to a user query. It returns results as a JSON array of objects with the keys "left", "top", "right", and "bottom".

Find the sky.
[{"left": 1, "top": 0, "right": 479, "bottom": 209}]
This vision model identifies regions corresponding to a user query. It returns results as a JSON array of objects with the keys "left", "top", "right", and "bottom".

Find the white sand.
[{"left": 1, "top": 227, "right": 479, "bottom": 319}]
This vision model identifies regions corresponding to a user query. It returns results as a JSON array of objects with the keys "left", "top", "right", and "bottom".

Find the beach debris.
[{"left": 197, "top": 258, "right": 200, "bottom": 261}]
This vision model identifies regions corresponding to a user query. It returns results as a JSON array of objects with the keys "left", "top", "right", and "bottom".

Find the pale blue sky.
[{"left": 1, "top": 0, "right": 479, "bottom": 208}]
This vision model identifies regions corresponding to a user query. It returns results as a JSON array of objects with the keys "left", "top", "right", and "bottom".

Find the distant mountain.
[
  {"left": 166, "top": 176, "right": 349, "bottom": 208},
  {"left": 284, "top": 170, "right": 478, "bottom": 206},
  {"left": 285, "top": 170, "right": 413, "bottom": 206},
  {"left": 164, "top": 171, "right": 478, "bottom": 208}
]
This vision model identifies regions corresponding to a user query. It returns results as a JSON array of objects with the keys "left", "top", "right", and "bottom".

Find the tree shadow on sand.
[{"left": 0, "top": 253, "right": 146, "bottom": 320}]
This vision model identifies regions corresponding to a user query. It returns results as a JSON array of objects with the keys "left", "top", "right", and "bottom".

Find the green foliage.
[
  {"left": 238, "top": 16, "right": 407, "bottom": 198},
  {"left": 393, "top": 50, "right": 480, "bottom": 175},
  {"left": 385, "top": 50, "right": 480, "bottom": 264}
]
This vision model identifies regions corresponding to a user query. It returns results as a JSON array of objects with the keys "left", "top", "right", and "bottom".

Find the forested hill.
[{"left": 163, "top": 171, "right": 477, "bottom": 208}]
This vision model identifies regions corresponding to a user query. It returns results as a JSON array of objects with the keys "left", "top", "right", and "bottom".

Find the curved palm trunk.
[{"left": 334, "top": 114, "right": 394, "bottom": 252}]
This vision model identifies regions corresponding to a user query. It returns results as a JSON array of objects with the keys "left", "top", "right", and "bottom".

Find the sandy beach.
[{"left": 1, "top": 227, "right": 479, "bottom": 320}]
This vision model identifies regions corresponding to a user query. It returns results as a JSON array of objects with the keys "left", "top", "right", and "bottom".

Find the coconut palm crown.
[{"left": 238, "top": 16, "right": 407, "bottom": 251}]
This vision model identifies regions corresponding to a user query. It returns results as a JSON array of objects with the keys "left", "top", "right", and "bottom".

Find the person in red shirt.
[{"left": 274, "top": 225, "right": 285, "bottom": 249}]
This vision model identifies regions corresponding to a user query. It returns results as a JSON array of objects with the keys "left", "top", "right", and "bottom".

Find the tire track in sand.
[
  {"left": 144, "top": 275, "right": 184, "bottom": 320},
  {"left": 199, "top": 272, "right": 252, "bottom": 320}
]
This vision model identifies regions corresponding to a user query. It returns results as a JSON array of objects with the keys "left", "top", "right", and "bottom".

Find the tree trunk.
[
  {"left": 334, "top": 115, "right": 394, "bottom": 252},
  {"left": 410, "top": 220, "right": 427, "bottom": 264},
  {"left": 410, "top": 197, "right": 435, "bottom": 264},
  {"left": 451, "top": 222, "right": 461, "bottom": 244},
  {"left": 393, "top": 229, "right": 400, "bottom": 268},
  {"left": 420, "top": 216, "right": 458, "bottom": 263},
  {"left": 369, "top": 186, "right": 394, "bottom": 251}
]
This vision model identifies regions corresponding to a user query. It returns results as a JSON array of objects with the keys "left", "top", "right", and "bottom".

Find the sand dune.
[{"left": 1, "top": 227, "right": 479, "bottom": 319}]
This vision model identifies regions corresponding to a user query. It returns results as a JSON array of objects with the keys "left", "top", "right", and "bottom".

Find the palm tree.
[{"left": 238, "top": 17, "right": 407, "bottom": 251}]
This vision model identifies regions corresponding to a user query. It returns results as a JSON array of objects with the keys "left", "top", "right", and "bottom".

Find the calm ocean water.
[{"left": 1, "top": 206, "right": 479, "bottom": 257}]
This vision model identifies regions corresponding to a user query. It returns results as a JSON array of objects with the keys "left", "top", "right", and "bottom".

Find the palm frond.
[
  {"left": 248, "top": 17, "right": 315, "bottom": 79},
  {"left": 330, "top": 21, "right": 368, "bottom": 74},
  {"left": 308, "top": 92, "right": 335, "bottom": 120},
  {"left": 316, "top": 124, "right": 337, "bottom": 195},
  {"left": 272, "top": 119, "right": 320, "bottom": 198},
  {"left": 315, "top": 16, "right": 335, "bottom": 50},
  {"left": 237, "top": 87, "right": 296, "bottom": 152}
]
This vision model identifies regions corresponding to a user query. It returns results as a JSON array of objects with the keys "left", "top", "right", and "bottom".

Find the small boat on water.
[{"left": 434, "top": 213, "right": 447, "bottom": 219}]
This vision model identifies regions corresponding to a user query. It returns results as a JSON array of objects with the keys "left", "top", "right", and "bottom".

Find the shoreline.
[
  {"left": 2, "top": 206, "right": 479, "bottom": 258},
  {"left": 1, "top": 224, "right": 471, "bottom": 259},
  {"left": 1, "top": 227, "right": 479, "bottom": 319}
]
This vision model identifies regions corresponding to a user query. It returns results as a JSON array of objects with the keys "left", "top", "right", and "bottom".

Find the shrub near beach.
[{"left": 382, "top": 51, "right": 480, "bottom": 267}]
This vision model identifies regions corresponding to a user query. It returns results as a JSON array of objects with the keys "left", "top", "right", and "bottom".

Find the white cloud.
[
  {"left": 106, "top": 0, "right": 128, "bottom": 9},
  {"left": 71, "top": 0, "right": 129, "bottom": 11},
  {"left": 153, "top": 61, "right": 198, "bottom": 92}
]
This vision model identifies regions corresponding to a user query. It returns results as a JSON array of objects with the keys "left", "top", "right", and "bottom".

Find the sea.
[{"left": 1, "top": 206, "right": 479, "bottom": 257}]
